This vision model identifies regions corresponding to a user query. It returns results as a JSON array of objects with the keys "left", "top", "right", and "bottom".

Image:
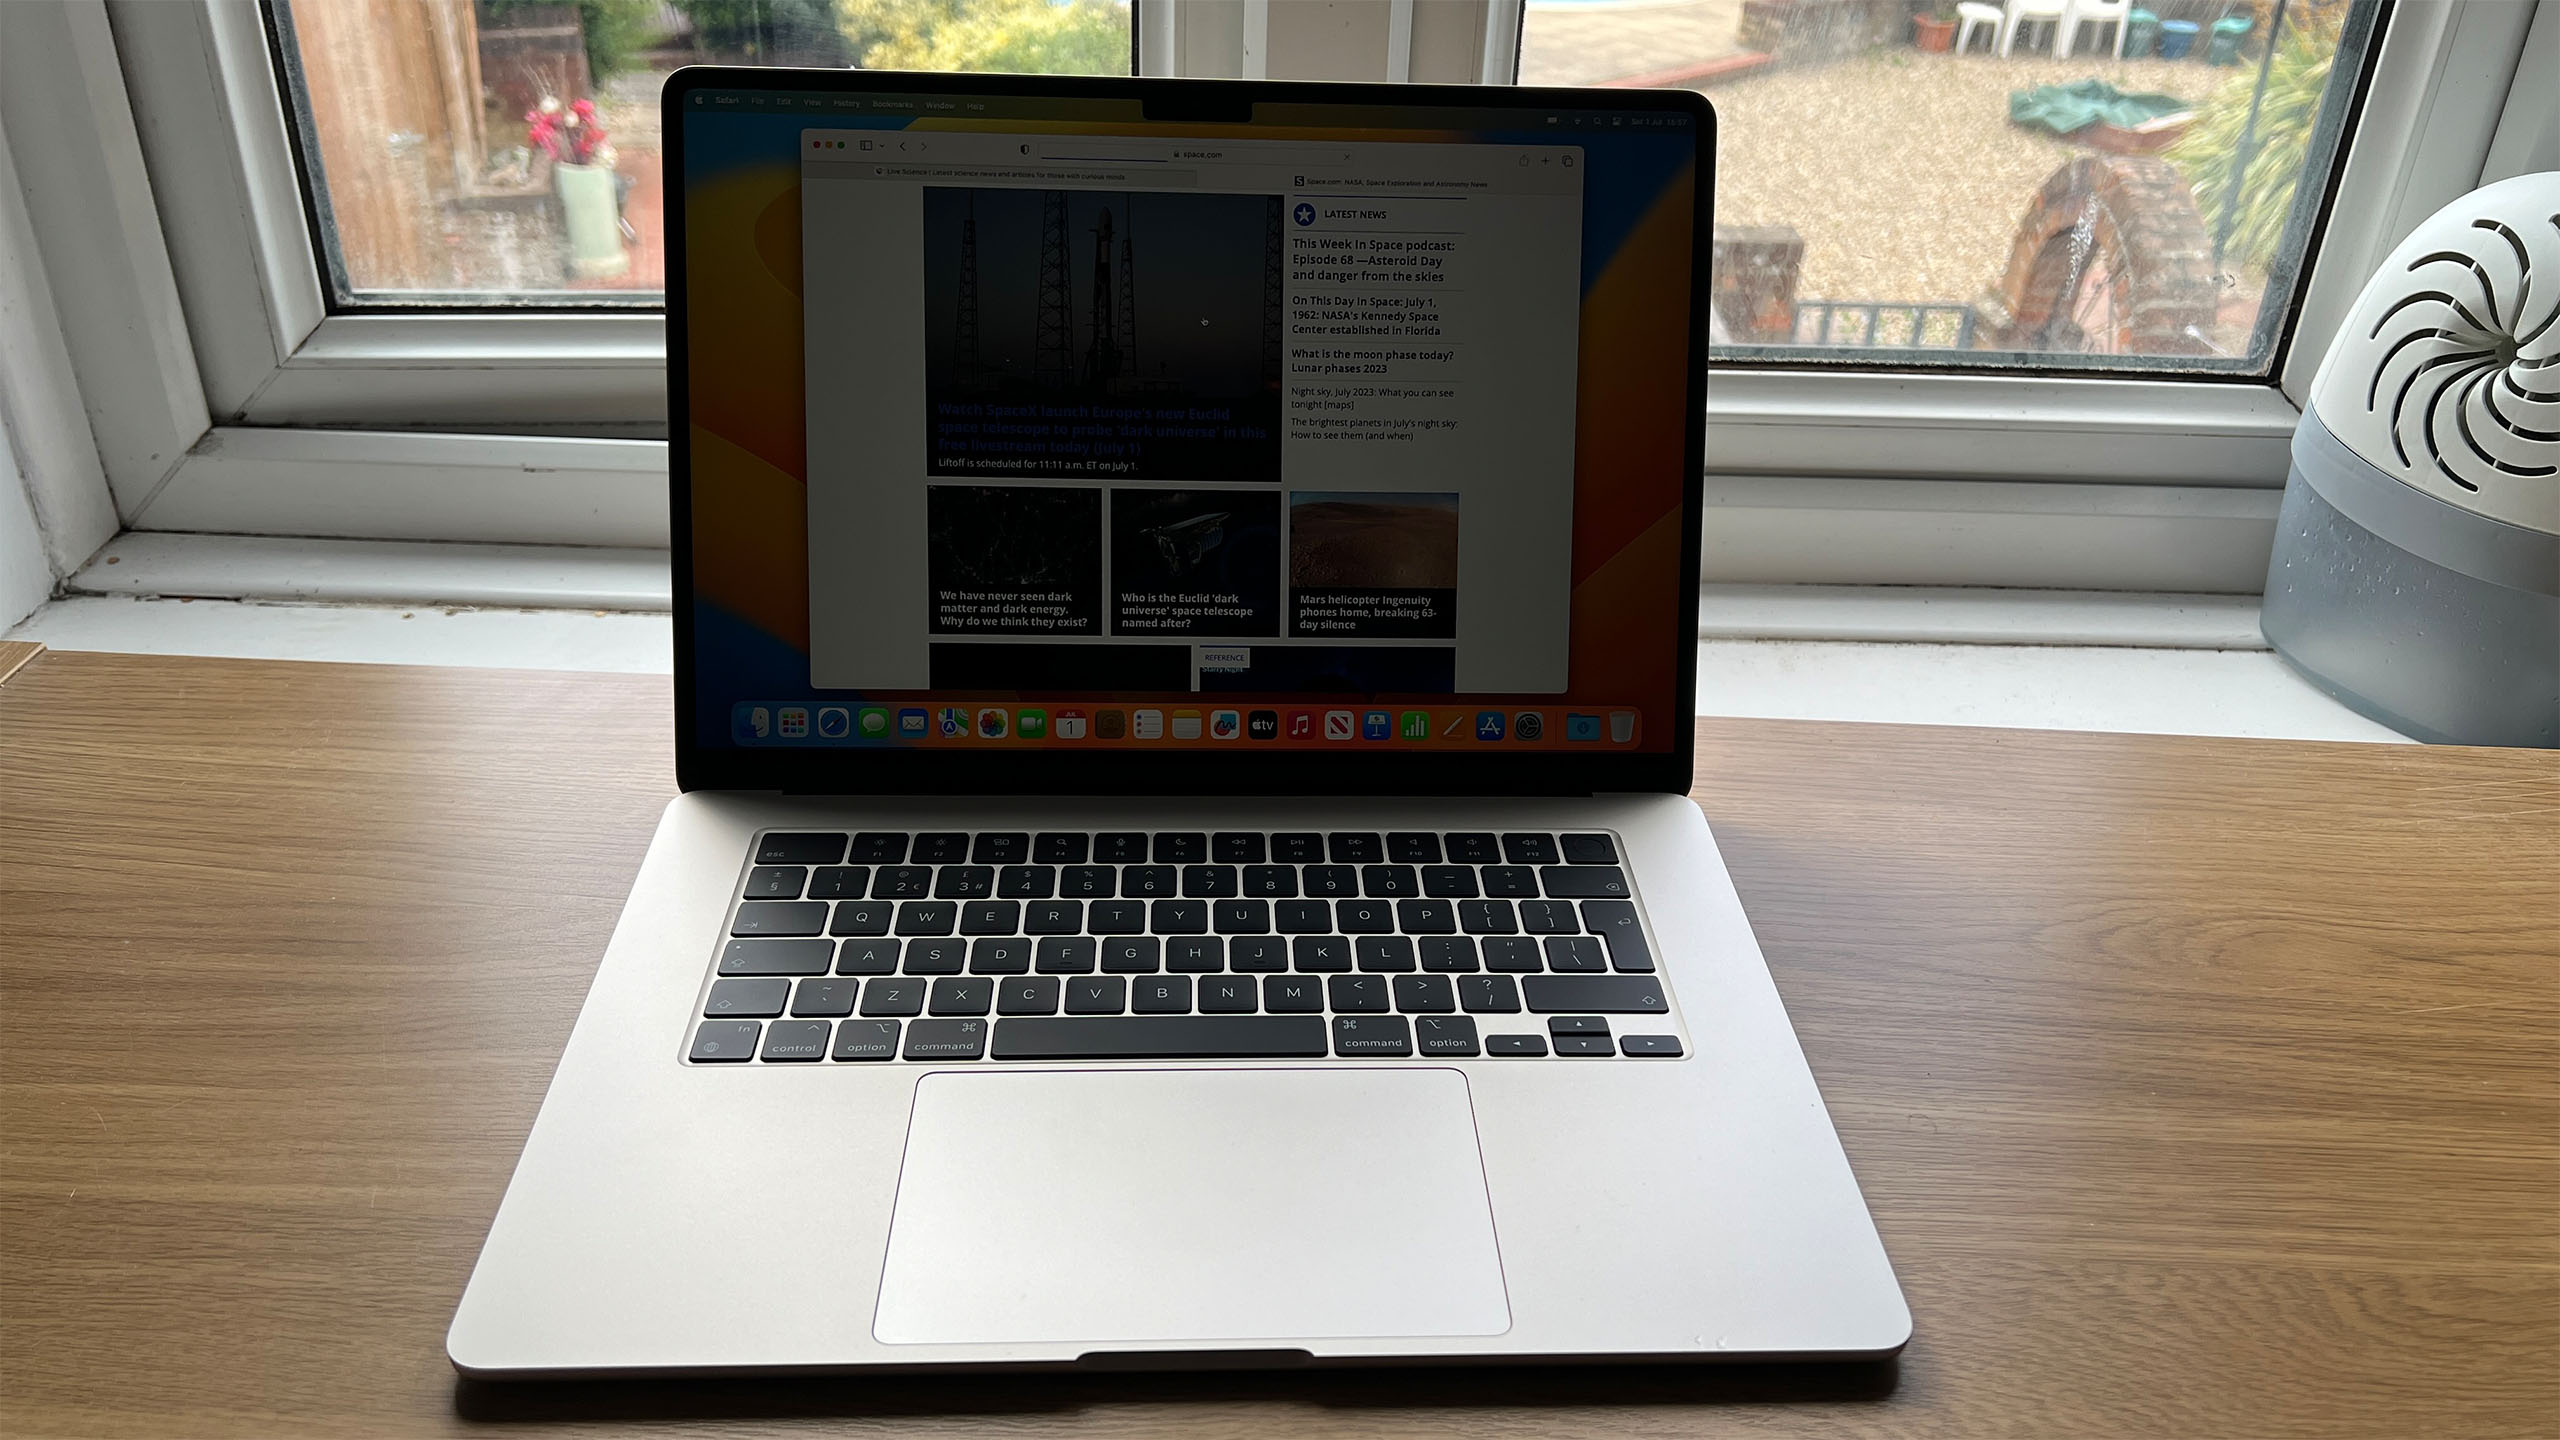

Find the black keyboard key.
[
  {"left": 1393, "top": 974, "right": 1456, "bottom": 1013},
  {"left": 1549, "top": 1015, "right": 1610, "bottom": 1034},
  {"left": 1061, "top": 866, "right": 1116, "bottom": 898},
  {"left": 1521, "top": 975, "right": 1670, "bottom": 1015},
  {"left": 1264, "top": 975, "right": 1325, "bottom": 1013},
  {"left": 1152, "top": 832, "right": 1207, "bottom": 864},
  {"left": 903, "top": 938, "right": 965, "bottom": 974},
  {"left": 1461, "top": 900, "right": 1519, "bottom": 935},
  {"left": 904, "top": 1018, "right": 987, "bottom": 1060},
  {"left": 1303, "top": 865, "right": 1358, "bottom": 898},
  {"left": 705, "top": 977, "right": 788, "bottom": 1018},
  {"left": 732, "top": 901, "right": 828, "bottom": 937},
  {"left": 1182, "top": 865, "right": 1238, "bottom": 898},
  {"left": 791, "top": 977, "right": 858, "bottom": 1017},
  {"left": 761, "top": 1020, "right": 831, "bottom": 1062},
  {"left": 1444, "top": 832, "right": 1500, "bottom": 863},
  {"left": 912, "top": 833, "right": 969, "bottom": 864},
  {"left": 1166, "top": 937, "right": 1224, "bottom": 972},
  {"left": 1151, "top": 900, "right": 1208, "bottom": 934},
  {"left": 1554, "top": 1033, "right": 1614, "bottom": 1057},
  {"left": 1415, "top": 1015, "right": 1480, "bottom": 1056},
  {"left": 719, "top": 939, "right": 834, "bottom": 976},
  {"left": 1581, "top": 900, "right": 1655, "bottom": 972},
  {"left": 1024, "top": 899, "right": 1085, "bottom": 935},
  {"left": 1215, "top": 899, "right": 1270, "bottom": 934},
  {"left": 1274, "top": 900, "right": 1331, "bottom": 933},
  {"left": 1089, "top": 899, "right": 1146, "bottom": 934},
  {"left": 832, "top": 1019, "right": 901, "bottom": 1060},
  {"left": 895, "top": 902, "right": 957, "bottom": 936},
  {"left": 1327, "top": 832, "right": 1383, "bottom": 864},
  {"left": 808, "top": 866, "right": 868, "bottom": 899},
  {"left": 756, "top": 832, "right": 846, "bottom": 865},
  {"left": 960, "top": 900, "right": 1020, "bottom": 935},
  {"left": 997, "top": 977, "right": 1061, "bottom": 1015},
  {"left": 1420, "top": 937, "right": 1479, "bottom": 972},
  {"left": 1242, "top": 866, "right": 1297, "bottom": 898},
  {"left": 744, "top": 865, "right": 806, "bottom": 899},
  {"left": 929, "top": 978, "right": 994, "bottom": 1016},
  {"left": 972, "top": 832, "right": 1029, "bottom": 864},
  {"left": 1481, "top": 866, "right": 1539, "bottom": 898},
  {"left": 1544, "top": 936, "right": 1608, "bottom": 973},
  {"left": 1212, "top": 832, "right": 1266, "bottom": 863},
  {"left": 1328, "top": 974, "right": 1389, "bottom": 1013},
  {"left": 1459, "top": 975, "right": 1521, "bottom": 1013},
  {"left": 1094, "top": 832, "right": 1147, "bottom": 863},
  {"left": 860, "top": 978, "right": 926, "bottom": 1017},
  {"left": 1421, "top": 866, "right": 1479, "bottom": 898},
  {"left": 1124, "top": 865, "right": 1178, "bottom": 898},
  {"left": 1482, "top": 937, "right": 1543, "bottom": 973},
  {"left": 1292, "top": 936, "right": 1352, "bottom": 972},
  {"left": 1033, "top": 832, "right": 1088, "bottom": 864},
  {"left": 1132, "top": 977, "right": 1192, "bottom": 1014},
  {"left": 969, "top": 937, "right": 1032, "bottom": 974},
  {"left": 836, "top": 938, "right": 899, "bottom": 975},
  {"left": 830, "top": 900, "right": 892, "bottom": 936},
  {"left": 1541, "top": 865, "right": 1629, "bottom": 899},
  {"left": 1332, "top": 1014, "right": 1410, "bottom": 1057},
  {"left": 1360, "top": 865, "right": 1419, "bottom": 898},
  {"left": 1501, "top": 833, "right": 1560, "bottom": 866},
  {"left": 1519, "top": 900, "right": 1580, "bottom": 934},
  {"left": 1101, "top": 937, "right": 1161, "bottom": 973},
  {"left": 1336, "top": 898, "right": 1394, "bottom": 934},
  {"left": 873, "top": 866, "right": 933, "bottom": 899},
  {"left": 1561, "top": 833, "right": 1619, "bottom": 864},
  {"left": 1036, "top": 936, "right": 1098, "bottom": 973},
  {"left": 690, "top": 1020, "right": 760, "bottom": 1062},
  {"left": 1230, "top": 936, "right": 1289, "bottom": 972},
  {"left": 1397, "top": 899, "right": 1456, "bottom": 934},
  {"left": 1271, "top": 833, "right": 1324, "bottom": 864},
  {"left": 1621, "top": 1035, "right": 1683, "bottom": 1057},
  {"left": 935, "top": 865, "right": 994, "bottom": 900},
  {"left": 997, "top": 865, "right": 1056, "bottom": 899},
  {"left": 1199, "top": 975, "right": 1258, "bottom": 1013},
  {"left": 1485, "top": 1032, "right": 1547, "bottom": 1056},
  {"left": 990, "top": 1016, "right": 1328, "bottom": 1060},
  {"left": 1386, "top": 832, "right": 1443, "bottom": 863},
  {"left": 1064, "top": 976, "right": 1125, "bottom": 1013},
  {"left": 847, "top": 833, "right": 909, "bottom": 864},
  {"left": 1357, "top": 936, "right": 1417, "bottom": 972}
]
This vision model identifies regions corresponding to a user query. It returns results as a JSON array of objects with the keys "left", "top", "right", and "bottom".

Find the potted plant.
[
  {"left": 528, "top": 96, "right": 628, "bottom": 280},
  {"left": 1913, "top": 2, "right": 1959, "bottom": 52}
]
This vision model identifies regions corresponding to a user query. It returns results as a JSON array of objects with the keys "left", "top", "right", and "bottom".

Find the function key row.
[
  {"left": 722, "top": 932, "right": 1655, "bottom": 981},
  {"left": 692, "top": 1014, "right": 1684, "bottom": 1063},
  {"left": 705, "top": 972, "right": 1667, "bottom": 1021},
  {"left": 744, "top": 863, "right": 1630, "bottom": 904},
  {"left": 754, "top": 830, "right": 1620, "bottom": 869}
]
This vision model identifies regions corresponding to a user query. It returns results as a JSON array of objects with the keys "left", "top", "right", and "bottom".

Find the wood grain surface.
[{"left": 2, "top": 648, "right": 2553, "bottom": 1438}]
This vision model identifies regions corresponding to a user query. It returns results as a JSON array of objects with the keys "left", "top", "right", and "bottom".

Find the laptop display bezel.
[{"left": 665, "top": 67, "right": 1711, "bottom": 796}]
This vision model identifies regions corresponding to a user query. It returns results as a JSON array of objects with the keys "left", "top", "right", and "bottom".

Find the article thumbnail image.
[
  {"left": 925, "top": 485, "right": 1102, "bottom": 636},
  {"left": 1289, "top": 492, "right": 1459, "bottom": 640},
  {"left": 922, "top": 188, "right": 1283, "bottom": 482},
  {"left": 1109, "top": 489, "right": 1281, "bottom": 637}
]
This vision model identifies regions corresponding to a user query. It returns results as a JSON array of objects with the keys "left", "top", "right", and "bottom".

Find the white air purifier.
[{"left": 2263, "top": 172, "right": 2559, "bottom": 747}]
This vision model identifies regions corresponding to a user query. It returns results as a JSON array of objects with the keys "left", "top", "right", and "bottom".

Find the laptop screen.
[{"left": 671, "top": 74, "right": 1705, "bottom": 782}]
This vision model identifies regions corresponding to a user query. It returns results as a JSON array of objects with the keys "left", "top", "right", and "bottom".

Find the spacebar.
[{"left": 990, "top": 1016, "right": 1331, "bottom": 1059}]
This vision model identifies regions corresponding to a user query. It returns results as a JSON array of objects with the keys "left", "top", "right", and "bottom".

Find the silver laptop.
[{"left": 448, "top": 68, "right": 1907, "bottom": 1377}]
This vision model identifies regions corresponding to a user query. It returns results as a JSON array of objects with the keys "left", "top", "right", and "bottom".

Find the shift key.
[{"left": 1520, "top": 975, "right": 1669, "bottom": 1015}]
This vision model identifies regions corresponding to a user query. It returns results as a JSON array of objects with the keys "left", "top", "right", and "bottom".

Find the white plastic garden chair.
[
  {"left": 1955, "top": 2, "right": 2004, "bottom": 53},
  {"left": 1998, "top": 0, "right": 2070, "bottom": 55},
  {"left": 2057, "top": 0, "right": 2132, "bottom": 57}
]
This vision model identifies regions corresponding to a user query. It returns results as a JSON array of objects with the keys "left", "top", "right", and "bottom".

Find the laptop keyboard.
[{"left": 688, "top": 829, "right": 1685, "bottom": 1065}]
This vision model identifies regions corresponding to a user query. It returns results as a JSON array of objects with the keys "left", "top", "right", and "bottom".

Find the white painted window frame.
[{"left": 20, "top": 0, "right": 2554, "bottom": 593}]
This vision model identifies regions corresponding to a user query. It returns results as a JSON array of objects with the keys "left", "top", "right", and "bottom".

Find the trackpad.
[{"left": 875, "top": 1068, "right": 1511, "bottom": 1345}]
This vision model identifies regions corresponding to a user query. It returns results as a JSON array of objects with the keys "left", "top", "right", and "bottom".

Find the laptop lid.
[{"left": 666, "top": 70, "right": 1710, "bottom": 796}]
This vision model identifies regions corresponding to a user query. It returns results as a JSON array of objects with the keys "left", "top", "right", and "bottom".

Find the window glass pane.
[
  {"left": 1518, "top": 0, "right": 2375, "bottom": 374},
  {"left": 271, "top": 0, "right": 1134, "bottom": 305}
]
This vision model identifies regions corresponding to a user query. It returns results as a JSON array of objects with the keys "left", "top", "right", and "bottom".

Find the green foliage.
[
  {"left": 674, "top": 0, "right": 852, "bottom": 63},
  {"left": 2164, "top": 26, "right": 2334, "bottom": 271},
  {"left": 835, "top": 0, "right": 1130, "bottom": 75},
  {"left": 481, "top": 0, "right": 665, "bottom": 79}
]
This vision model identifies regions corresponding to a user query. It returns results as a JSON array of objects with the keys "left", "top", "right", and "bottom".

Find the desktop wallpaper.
[{"left": 680, "top": 95, "right": 1699, "bottom": 753}]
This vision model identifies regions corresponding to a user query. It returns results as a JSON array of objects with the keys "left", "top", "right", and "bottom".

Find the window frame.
[{"left": 78, "top": 0, "right": 2551, "bottom": 579}]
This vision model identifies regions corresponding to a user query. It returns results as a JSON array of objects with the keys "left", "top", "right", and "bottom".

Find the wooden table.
[{"left": 3, "top": 646, "right": 2553, "bottom": 1437}]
